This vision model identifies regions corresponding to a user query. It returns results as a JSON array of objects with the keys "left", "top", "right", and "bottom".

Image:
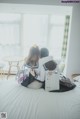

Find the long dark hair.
[{"left": 25, "top": 45, "right": 40, "bottom": 66}]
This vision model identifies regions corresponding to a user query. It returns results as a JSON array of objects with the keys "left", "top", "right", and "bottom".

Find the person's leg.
[
  {"left": 21, "top": 73, "right": 36, "bottom": 87},
  {"left": 21, "top": 77, "right": 30, "bottom": 87}
]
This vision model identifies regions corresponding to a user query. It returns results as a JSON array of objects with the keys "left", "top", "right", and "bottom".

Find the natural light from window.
[{"left": 0, "top": 13, "right": 65, "bottom": 60}]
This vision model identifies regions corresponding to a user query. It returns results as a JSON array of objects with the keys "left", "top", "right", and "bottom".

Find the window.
[
  {"left": 22, "top": 14, "right": 65, "bottom": 60},
  {"left": 0, "top": 13, "right": 68, "bottom": 60},
  {"left": 0, "top": 24, "right": 20, "bottom": 45},
  {"left": 0, "top": 14, "right": 21, "bottom": 58},
  {"left": 48, "top": 15, "right": 65, "bottom": 60},
  {"left": 0, "top": 13, "right": 21, "bottom": 45}
]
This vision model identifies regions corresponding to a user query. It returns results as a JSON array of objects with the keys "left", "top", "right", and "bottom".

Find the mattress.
[{"left": 0, "top": 79, "right": 80, "bottom": 119}]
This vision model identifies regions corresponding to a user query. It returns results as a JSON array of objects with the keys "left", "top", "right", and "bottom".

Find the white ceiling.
[{"left": 0, "top": 3, "right": 72, "bottom": 15}]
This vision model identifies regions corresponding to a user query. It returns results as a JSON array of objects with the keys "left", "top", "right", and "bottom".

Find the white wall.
[{"left": 65, "top": 5, "right": 80, "bottom": 78}]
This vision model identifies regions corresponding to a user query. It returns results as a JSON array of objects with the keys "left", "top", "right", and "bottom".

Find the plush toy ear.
[{"left": 44, "top": 60, "right": 57, "bottom": 70}]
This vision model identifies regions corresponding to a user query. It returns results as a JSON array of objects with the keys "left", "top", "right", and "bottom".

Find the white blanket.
[{"left": 0, "top": 80, "right": 80, "bottom": 119}]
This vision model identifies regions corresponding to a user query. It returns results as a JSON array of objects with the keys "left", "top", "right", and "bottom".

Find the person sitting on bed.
[
  {"left": 17, "top": 45, "right": 43, "bottom": 89},
  {"left": 40, "top": 48, "right": 76, "bottom": 91},
  {"left": 39, "top": 48, "right": 57, "bottom": 88},
  {"left": 40, "top": 48, "right": 57, "bottom": 72}
]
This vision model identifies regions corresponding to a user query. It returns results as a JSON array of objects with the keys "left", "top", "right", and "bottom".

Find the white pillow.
[{"left": 27, "top": 81, "right": 43, "bottom": 89}]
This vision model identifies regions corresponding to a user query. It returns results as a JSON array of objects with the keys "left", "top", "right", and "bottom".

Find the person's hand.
[{"left": 30, "top": 69, "right": 35, "bottom": 77}]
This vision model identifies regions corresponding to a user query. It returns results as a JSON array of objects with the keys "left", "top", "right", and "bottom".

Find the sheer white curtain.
[
  {"left": 22, "top": 14, "right": 48, "bottom": 56},
  {"left": 0, "top": 25, "right": 21, "bottom": 59},
  {"left": 22, "top": 14, "right": 65, "bottom": 60},
  {"left": 0, "top": 13, "right": 65, "bottom": 61},
  {"left": 0, "top": 14, "right": 21, "bottom": 60},
  {"left": 0, "top": 23, "right": 20, "bottom": 45},
  {"left": 48, "top": 15, "right": 65, "bottom": 60}
]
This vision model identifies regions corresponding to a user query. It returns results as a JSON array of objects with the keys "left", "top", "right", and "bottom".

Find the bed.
[{"left": 0, "top": 79, "right": 80, "bottom": 119}]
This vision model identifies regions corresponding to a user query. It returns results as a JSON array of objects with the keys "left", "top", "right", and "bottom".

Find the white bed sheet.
[{"left": 0, "top": 80, "right": 80, "bottom": 119}]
